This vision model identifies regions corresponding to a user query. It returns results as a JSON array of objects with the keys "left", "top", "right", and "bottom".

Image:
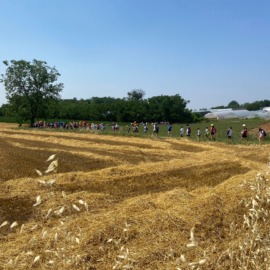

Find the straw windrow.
[{"left": 0, "top": 123, "right": 270, "bottom": 269}]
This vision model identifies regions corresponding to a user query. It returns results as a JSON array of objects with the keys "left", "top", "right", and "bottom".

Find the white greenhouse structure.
[{"left": 204, "top": 109, "right": 270, "bottom": 120}]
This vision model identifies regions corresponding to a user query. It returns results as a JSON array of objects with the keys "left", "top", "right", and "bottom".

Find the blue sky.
[{"left": 1, "top": 0, "right": 269, "bottom": 110}]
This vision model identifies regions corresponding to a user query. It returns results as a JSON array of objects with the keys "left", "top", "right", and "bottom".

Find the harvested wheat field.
[{"left": 0, "top": 123, "right": 270, "bottom": 269}]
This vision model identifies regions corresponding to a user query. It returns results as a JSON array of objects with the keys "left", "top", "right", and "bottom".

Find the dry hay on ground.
[{"left": 0, "top": 124, "right": 270, "bottom": 269}]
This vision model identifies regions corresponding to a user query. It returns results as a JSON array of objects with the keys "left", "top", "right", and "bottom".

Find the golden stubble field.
[{"left": 0, "top": 123, "right": 270, "bottom": 269}]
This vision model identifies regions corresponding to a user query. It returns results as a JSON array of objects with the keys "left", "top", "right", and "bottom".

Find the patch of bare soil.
[{"left": 261, "top": 122, "right": 270, "bottom": 132}]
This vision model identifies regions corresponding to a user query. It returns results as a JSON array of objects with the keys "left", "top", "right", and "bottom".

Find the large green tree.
[
  {"left": 146, "top": 94, "right": 191, "bottom": 122},
  {"left": 0, "top": 59, "right": 63, "bottom": 126}
]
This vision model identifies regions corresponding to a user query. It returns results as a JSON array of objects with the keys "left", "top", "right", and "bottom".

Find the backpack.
[{"left": 263, "top": 130, "right": 267, "bottom": 136}]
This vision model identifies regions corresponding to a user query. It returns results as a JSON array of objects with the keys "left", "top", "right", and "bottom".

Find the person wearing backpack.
[
  {"left": 227, "top": 127, "right": 233, "bottom": 140},
  {"left": 186, "top": 125, "right": 191, "bottom": 138}
]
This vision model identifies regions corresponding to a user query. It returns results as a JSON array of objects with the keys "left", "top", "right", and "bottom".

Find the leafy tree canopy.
[
  {"left": 0, "top": 59, "right": 63, "bottom": 126},
  {"left": 127, "top": 89, "right": 145, "bottom": 101},
  {"left": 211, "top": 100, "right": 270, "bottom": 111},
  {"left": 243, "top": 100, "right": 270, "bottom": 111},
  {"left": 227, "top": 100, "right": 241, "bottom": 109}
]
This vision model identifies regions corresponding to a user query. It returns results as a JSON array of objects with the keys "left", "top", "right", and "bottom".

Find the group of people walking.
[
  {"left": 147, "top": 121, "right": 268, "bottom": 143},
  {"left": 179, "top": 124, "right": 217, "bottom": 141},
  {"left": 227, "top": 124, "right": 267, "bottom": 143},
  {"left": 35, "top": 119, "right": 268, "bottom": 143},
  {"left": 178, "top": 123, "right": 267, "bottom": 143}
]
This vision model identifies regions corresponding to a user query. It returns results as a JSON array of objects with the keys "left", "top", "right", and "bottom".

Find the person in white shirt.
[
  {"left": 197, "top": 128, "right": 202, "bottom": 141},
  {"left": 180, "top": 126, "right": 184, "bottom": 137},
  {"left": 205, "top": 127, "right": 209, "bottom": 140}
]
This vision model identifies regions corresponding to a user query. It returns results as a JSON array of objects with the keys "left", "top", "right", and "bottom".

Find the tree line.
[
  {"left": 211, "top": 100, "right": 270, "bottom": 111},
  {"left": 0, "top": 94, "right": 197, "bottom": 124},
  {"left": 0, "top": 59, "right": 197, "bottom": 125},
  {"left": 0, "top": 59, "right": 268, "bottom": 126}
]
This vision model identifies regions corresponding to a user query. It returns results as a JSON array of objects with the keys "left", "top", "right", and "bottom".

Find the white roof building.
[
  {"left": 204, "top": 109, "right": 270, "bottom": 120},
  {"left": 263, "top": 107, "right": 270, "bottom": 113}
]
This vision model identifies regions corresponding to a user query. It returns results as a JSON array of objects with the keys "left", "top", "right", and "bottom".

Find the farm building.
[{"left": 204, "top": 109, "right": 270, "bottom": 120}]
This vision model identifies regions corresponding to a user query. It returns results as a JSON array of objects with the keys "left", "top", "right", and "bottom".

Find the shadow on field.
[
  {"left": 7, "top": 137, "right": 165, "bottom": 164},
  {"left": 0, "top": 196, "right": 33, "bottom": 235},
  {"left": 1, "top": 130, "right": 157, "bottom": 148},
  {"left": 0, "top": 138, "right": 118, "bottom": 182},
  {"left": 56, "top": 161, "right": 250, "bottom": 199}
]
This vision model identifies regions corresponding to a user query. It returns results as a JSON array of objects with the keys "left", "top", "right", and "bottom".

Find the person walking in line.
[
  {"left": 227, "top": 127, "right": 233, "bottom": 140},
  {"left": 168, "top": 123, "right": 172, "bottom": 137},
  {"left": 143, "top": 124, "right": 148, "bottom": 134},
  {"left": 210, "top": 124, "right": 217, "bottom": 141},
  {"left": 152, "top": 122, "right": 159, "bottom": 136},
  {"left": 186, "top": 125, "right": 191, "bottom": 138},
  {"left": 240, "top": 124, "right": 248, "bottom": 140},
  {"left": 258, "top": 128, "right": 267, "bottom": 144},
  {"left": 205, "top": 126, "right": 209, "bottom": 140},
  {"left": 180, "top": 126, "right": 184, "bottom": 137},
  {"left": 196, "top": 128, "right": 202, "bottom": 141}
]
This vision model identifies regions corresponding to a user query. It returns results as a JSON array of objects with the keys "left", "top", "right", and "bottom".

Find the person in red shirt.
[
  {"left": 241, "top": 124, "right": 248, "bottom": 140},
  {"left": 210, "top": 124, "right": 217, "bottom": 141}
]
